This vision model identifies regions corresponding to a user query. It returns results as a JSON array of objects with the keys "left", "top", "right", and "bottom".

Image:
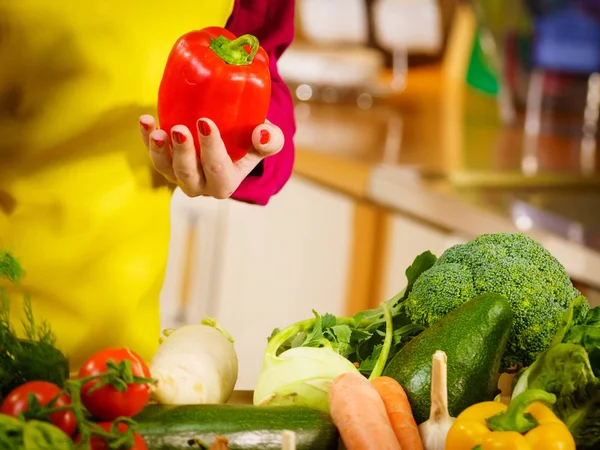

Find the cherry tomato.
[
  {"left": 75, "top": 422, "right": 148, "bottom": 450},
  {"left": 78, "top": 348, "right": 151, "bottom": 420},
  {"left": 0, "top": 380, "right": 77, "bottom": 436}
]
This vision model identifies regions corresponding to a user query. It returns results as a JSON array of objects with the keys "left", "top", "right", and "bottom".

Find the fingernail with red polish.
[
  {"left": 260, "top": 129, "right": 270, "bottom": 145},
  {"left": 140, "top": 120, "right": 150, "bottom": 131},
  {"left": 151, "top": 138, "right": 164, "bottom": 148},
  {"left": 172, "top": 130, "right": 186, "bottom": 144},
  {"left": 198, "top": 119, "right": 211, "bottom": 137}
]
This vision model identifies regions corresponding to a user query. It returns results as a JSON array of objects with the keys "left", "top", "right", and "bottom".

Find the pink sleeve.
[{"left": 226, "top": 0, "right": 297, "bottom": 206}]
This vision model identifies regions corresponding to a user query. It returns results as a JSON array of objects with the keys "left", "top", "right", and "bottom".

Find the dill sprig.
[
  {"left": 0, "top": 252, "right": 69, "bottom": 399},
  {"left": 0, "top": 251, "right": 24, "bottom": 284}
]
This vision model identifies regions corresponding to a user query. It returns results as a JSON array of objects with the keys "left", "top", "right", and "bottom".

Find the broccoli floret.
[
  {"left": 406, "top": 263, "right": 476, "bottom": 326},
  {"left": 405, "top": 233, "right": 587, "bottom": 369}
]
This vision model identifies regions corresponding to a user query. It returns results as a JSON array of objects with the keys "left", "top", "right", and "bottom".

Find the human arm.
[
  {"left": 226, "top": 0, "right": 297, "bottom": 205},
  {"left": 139, "top": 0, "right": 296, "bottom": 205}
]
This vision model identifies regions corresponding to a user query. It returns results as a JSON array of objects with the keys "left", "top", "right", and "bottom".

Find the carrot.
[
  {"left": 210, "top": 435, "right": 229, "bottom": 450},
  {"left": 372, "top": 376, "right": 424, "bottom": 450},
  {"left": 329, "top": 372, "right": 402, "bottom": 450}
]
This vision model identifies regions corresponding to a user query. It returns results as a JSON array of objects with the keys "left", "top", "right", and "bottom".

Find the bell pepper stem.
[
  {"left": 486, "top": 389, "right": 557, "bottom": 433},
  {"left": 210, "top": 34, "right": 261, "bottom": 65}
]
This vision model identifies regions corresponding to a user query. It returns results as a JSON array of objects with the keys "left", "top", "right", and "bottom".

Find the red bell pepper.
[{"left": 157, "top": 26, "right": 271, "bottom": 162}]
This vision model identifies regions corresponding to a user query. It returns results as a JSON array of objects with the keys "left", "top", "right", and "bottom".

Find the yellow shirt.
[{"left": 0, "top": 0, "right": 234, "bottom": 368}]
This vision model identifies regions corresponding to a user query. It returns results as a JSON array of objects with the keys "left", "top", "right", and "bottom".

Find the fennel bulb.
[{"left": 149, "top": 318, "right": 238, "bottom": 405}]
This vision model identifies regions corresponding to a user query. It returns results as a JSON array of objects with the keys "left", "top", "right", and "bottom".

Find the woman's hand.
[{"left": 139, "top": 115, "right": 284, "bottom": 199}]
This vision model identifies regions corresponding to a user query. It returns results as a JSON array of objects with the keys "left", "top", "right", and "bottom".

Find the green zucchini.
[{"left": 135, "top": 404, "right": 339, "bottom": 450}]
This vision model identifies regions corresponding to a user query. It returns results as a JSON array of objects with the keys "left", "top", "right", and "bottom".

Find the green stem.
[
  {"left": 67, "top": 388, "right": 137, "bottom": 449},
  {"left": 319, "top": 338, "right": 333, "bottom": 350},
  {"left": 265, "top": 314, "right": 363, "bottom": 357},
  {"left": 264, "top": 286, "right": 408, "bottom": 371},
  {"left": 66, "top": 380, "right": 91, "bottom": 444},
  {"left": 201, "top": 317, "right": 235, "bottom": 343},
  {"left": 551, "top": 302, "right": 575, "bottom": 347},
  {"left": 369, "top": 302, "right": 394, "bottom": 380},
  {"left": 486, "top": 389, "right": 557, "bottom": 433},
  {"left": 265, "top": 317, "right": 317, "bottom": 358},
  {"left": 383, "top": 287, "right": 407, "bottom": 308},
  {"left": 86, "top": 360, "right": 154, "bottom": 394},
  {"left": 209, "top": 34, "right": 260, "bottom": 65},
  {"left": 159, "top": 328, "right": 175, "bottom": 344}
]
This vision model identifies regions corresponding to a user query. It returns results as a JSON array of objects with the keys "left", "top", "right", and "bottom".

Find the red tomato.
[
  {"left": 78, "top": 348, "right": 151, "bottom": 420},
  {"left": 75, "top": 422, "right": 148, "bottom": 450},
  {"left": 0, "top": 380, "right": 77, "bottom": 436}
]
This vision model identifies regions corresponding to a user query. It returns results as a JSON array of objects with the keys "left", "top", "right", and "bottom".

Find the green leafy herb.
[
  {"left": 511, "top": 305, "right": 600, "bottom": 449},
  {"left": 585, "top": 305, "right": 600, "bottom": 327},
  {"left": 0, "top": 252, "right": 25, "bottom": 285},
  {"left": 0, "top": 415, "right": 74, "bottom": 450},
  {"left": 254, "top": 251, "right": 436, "bottom": 412},
  {"left": 0, "top": 252, "right": 70, "bottom": 399},
  {"left": 404, "top": 250, "right": 437, "bottom": 293},
  {"left": 267, "top": 251, "right": 435, "bottom": 378}
]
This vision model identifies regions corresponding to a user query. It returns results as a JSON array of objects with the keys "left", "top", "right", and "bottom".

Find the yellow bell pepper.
[{"left": 445, "top": 389, "right": 575, "bottom": 450}]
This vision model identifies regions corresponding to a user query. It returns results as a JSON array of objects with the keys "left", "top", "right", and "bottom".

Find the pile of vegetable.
[
  {"left": 510, "top": 300, "right": 600, "bottom": 449},
  {"left": 0, "top": 254, "right": 154, "bottom": 449},
  {"left": 253, "top": 251, "right": 433, "bottom": 412},
  {"left": 2, "top": 231, "right": 599, "bottom": 449},
  {"left": 0, "top": 344, "right": 154, "bottom": 449},
  {"left": 1, "top": 252, "right": 313, "bottom": 450},
  {"left": 255, "top": 234, "right": 585, "bottom": 410},
  {"left": 254, "top": 232, "right": 596, "bottom": 449}
]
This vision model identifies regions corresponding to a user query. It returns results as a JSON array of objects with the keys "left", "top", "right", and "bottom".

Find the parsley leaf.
[
  {"left": 321, "top": 313, "right": 337, "bottom": 329},
  {"left": 303, "top": 311, "right": 324, "bottom": 347},
  {"left": 265, "top": 251, "right": 435, "bottom": 378}
]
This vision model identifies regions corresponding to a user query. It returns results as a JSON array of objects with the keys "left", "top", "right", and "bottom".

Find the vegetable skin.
[
  {"left": 329, "top": 372, "right": 401, "bottom": 450},
  {"left": 150, "top": 320, "right": 238, "bottom": 405},
  {"left": 417, "top": 351, "right": 455, "bottom": 450},
  {"left": 371, "top": 376, "right": 424, "bottom": 450},
  {"left": 135, "top": 404, "right": 339, "bottom": 450},
  {"left": 384, "top": 293, "right": 513, "bottom": 423}
]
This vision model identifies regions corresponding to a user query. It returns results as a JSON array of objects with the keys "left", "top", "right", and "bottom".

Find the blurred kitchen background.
[{"left": 160, "top": 0, "right": 600, "bottom": 389}]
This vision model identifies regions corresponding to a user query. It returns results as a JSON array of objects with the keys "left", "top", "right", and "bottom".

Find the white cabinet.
[
  {"left": 379, "top": 214, "right": 466, "bottom": 302},
  {"left": 160, "top": 176, "right": 356, "bottom": 390}
]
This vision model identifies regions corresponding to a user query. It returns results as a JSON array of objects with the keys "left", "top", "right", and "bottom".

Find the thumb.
[{"left": 251, "top": 121, "right": 284, "bottom": 157}]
